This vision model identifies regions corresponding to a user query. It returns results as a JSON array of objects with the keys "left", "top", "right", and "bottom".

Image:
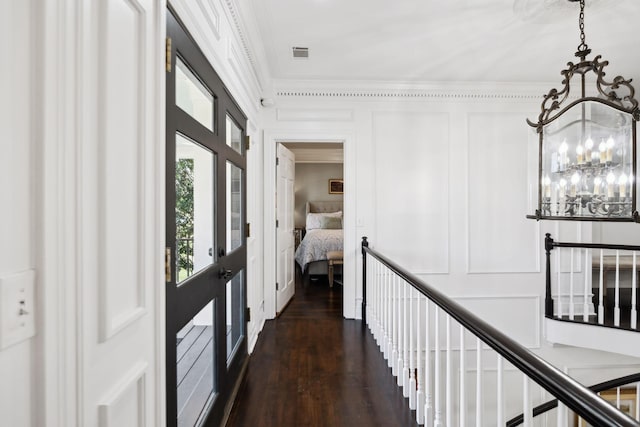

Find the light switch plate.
[{"left": 0, "top": 269, "right": 36, "bottom": 350}]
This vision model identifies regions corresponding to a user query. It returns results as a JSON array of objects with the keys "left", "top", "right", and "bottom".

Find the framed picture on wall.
[{"left": 328, "top": 179, "right": 343, "bottom": 194}]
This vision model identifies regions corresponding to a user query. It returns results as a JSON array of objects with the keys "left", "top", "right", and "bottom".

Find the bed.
[{"left": 294, "top": 201, "right": 344, "bottom": 276}]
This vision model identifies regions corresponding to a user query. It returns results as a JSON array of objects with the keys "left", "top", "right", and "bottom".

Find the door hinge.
[
  {"left": 276, "top": 219, "right": 279, "bottom": 228},
  {"left": 245, "top": 135, "right": 250, "bottom": 151},
  {"left": 165, "top": 247, "right": 172, "bottom": 282},
  {"left": 246, "top": 222, "right": 251, "bottom": 238},
  {"left": 276, "top": 157, "right": 279, "bottom": 166},
  {"left": 276, "top": 282, "right": 279, "bottom": 291},
  {"left": 165, "top": 37, "right": 172, "bottom": 72},
  {"left": 246, "top": 307, "right": 251, "bottom": 322}
]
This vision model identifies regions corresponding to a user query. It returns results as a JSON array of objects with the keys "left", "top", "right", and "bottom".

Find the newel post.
[
  {"left": 545, "top": 233, "right": 554, "bottom": 318},
  {"left": 361, "top": 236, "right": 369, "bottom": 325}
]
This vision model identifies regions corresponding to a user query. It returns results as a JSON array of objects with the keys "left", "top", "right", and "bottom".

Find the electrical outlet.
[{"left": 0, "top": 269, "right": 35, "bottom": 350}]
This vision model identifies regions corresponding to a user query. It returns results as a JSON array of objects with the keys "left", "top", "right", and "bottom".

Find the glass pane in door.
[
  {"left": 177, "top": 300, "right": 217, "bottom": 426},
  {"left": 176, "top": 133, "right": 215, "bottom": 283},
  {"left": 175, "top": 58, "right": 214, "bottom": 131},
  {"left": 225, "top": 115, "right": 242, "bottom": 154},
  {"left": 226, "top": 270, "right": 245, "bottom": 363},
  {"left": 226, "top": 161, "right": 242, "bottom": 252}
]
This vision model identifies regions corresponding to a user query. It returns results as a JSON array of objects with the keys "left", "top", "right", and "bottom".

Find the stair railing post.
[
  {"left": 545, "top": 233, "right": 555, "bottom": 318},
  {"left": 362, "top": 236, "right": 369, "bottom": 326}
]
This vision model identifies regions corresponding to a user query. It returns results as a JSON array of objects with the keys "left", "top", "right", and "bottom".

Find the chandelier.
[{"left": 527, "top": 0, "right": 639, "bottom": 223}]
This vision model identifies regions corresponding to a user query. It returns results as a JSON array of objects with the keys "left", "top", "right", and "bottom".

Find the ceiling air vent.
[{"left": 292, "top": 47, "right": 309, "bottom": 59}]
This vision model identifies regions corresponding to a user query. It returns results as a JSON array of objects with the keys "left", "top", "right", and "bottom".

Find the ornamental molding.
[{"left": 275, "top": 86, "right": 555, "bottom": 101}]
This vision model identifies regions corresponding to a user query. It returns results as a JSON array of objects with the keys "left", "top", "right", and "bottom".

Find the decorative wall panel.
[
  {"left": 467, "top": 112, "right": 540, "bottom": 273},
  {"left": 98, "top": 363, "right": 147, "bottom": 427},
  {"left": 373, "top": 111, "right": 449, "bottom": 274},
  {"left": 98, "top": 0, "right": 147, "bottom": 340},
  {"left": 456, "top": 295, "right": 541, "bottom": 348}
]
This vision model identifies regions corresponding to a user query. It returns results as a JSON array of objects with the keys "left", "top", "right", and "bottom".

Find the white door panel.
[{"left": 276, "top": 144, "right": 295, "bottom": 313}]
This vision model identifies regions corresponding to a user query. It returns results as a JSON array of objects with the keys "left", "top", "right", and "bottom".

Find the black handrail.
[
  {"left": 361, "top": 237, "right": 640, "bottom": 427},
  {"left": 506, "top": 373, "right": 640, "bottom": 426},
  {"left": 544, "top": 233, "right": 640, "bottom": 322}
]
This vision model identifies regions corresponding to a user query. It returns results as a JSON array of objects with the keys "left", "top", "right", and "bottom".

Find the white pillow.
[{"left": 306, "top": 212, "right": 343, "bottom": 230}]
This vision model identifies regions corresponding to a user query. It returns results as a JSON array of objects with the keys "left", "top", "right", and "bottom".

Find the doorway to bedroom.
[{"left": 275, "top": 142, "right": 344, "bottom": 315}]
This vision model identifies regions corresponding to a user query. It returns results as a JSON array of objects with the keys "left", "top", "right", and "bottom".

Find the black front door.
[{"left": 166, "top": 8, "right": 248, "bottom": 426}]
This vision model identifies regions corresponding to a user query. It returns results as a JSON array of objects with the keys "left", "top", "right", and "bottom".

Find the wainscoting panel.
[
  {"left": 467, "top": 112, "right": 540, "bottom": 274},
  {"left": 196, "top": 0, "right": 221, "bottom": 40},
  {"left": 98, "top": 363, "right": 147, "bottom": 427},
  {"left": 373, "top": 111, "right": 449, "bottom": 274},
  {"left": 455, "top": 295, "right": 541, "bottom": 349},
  {"left": 97, "top": 0, "right": 147, "bottom": 341}
]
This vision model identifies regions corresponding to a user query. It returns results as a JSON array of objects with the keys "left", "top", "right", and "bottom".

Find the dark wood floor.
[{"left": 225, "top": 271, "right": 420, "bottom": 427}]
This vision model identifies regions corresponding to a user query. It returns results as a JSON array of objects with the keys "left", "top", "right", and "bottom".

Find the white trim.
[{"left": 263, "top": 130, "right": 357, "bottom": 319}]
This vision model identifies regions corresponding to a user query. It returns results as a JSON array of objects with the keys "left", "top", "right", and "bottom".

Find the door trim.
[{"left": 263, "top": 130, "right": 357, "bottom": 319}]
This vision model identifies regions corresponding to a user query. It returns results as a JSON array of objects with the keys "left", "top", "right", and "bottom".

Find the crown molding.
[{"left": 273, "top": 79, "right": 567, "bottom": 101}]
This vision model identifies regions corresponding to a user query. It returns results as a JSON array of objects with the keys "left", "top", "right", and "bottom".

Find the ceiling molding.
[
  {"left": 272, "top": 79, "right": 566, "bottom": 101},
  {"left": 276, "top": 89, "right": 546, "bottom": 101}
]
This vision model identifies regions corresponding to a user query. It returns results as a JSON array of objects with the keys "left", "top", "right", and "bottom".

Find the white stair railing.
[
  {"left": 361, "top": 237, "right": 640, "bottom": 427},
  {"left": 545, "top": 234, "right": 640, "bottom": 331}
]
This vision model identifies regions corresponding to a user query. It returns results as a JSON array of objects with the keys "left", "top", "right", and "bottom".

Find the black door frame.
[{"left": 166, "top": 7, "right": 248, "bottom": 426}]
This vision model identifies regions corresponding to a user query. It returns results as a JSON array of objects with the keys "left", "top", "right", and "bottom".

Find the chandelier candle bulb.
[
  {"left": 606, "top": 136, "right": 615, "bottom": 163},
  {"left": 593, "top": 177, "right": 602, "bottom": 196},
  {"left": 585, "top": 138, "right": 593, "bottom": 163},
  {"left": 559, "top": 140, "right": 569, "bottom": 169},
  {"left": 543, "top": 176, "right": 551, "bottom": 198},
  {"left": 607, "top": 172, "right": 616, "bottom": 198},
  {"left": 571, "top": 173, "right": 580, "bottom": 197},
  {"left": 576, "top": 145, "right": 584, "bottom": 164},
  {"left": 619, "top": 174, "right": 628, "bottom": 198},
  {"left": 599, "top": 140, "right": 606, "bottom": 164},
  {"left": 559, "top": 179, "right": 567, "bottom": 200}
]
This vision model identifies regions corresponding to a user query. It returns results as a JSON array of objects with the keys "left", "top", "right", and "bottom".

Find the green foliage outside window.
[{"left": 176, "top": 158, "right": 194, "bottom": 277}]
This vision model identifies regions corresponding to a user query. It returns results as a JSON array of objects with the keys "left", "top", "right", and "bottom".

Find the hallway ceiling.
[{"left": 248, "top": 0, "right": 640, "bottom": 83}]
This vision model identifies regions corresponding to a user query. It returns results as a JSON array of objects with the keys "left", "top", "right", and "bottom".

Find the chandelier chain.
[{"left": 577, "top": 0, "right": 589, "bottom": 55}]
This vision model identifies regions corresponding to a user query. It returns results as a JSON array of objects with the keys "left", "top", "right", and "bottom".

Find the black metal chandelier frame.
[{"left": 527, "top": 0, "right": 640, "bottom": 223}]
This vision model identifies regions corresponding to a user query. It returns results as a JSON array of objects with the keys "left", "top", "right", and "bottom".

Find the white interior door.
[{"left": 276, "top": 144, "right": 296, "bottom": 313}]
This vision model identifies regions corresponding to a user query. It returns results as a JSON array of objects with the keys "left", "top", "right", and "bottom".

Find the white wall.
[
  {"left": 293, "top": 163, "right": 344, "bottom": 228},
  {"left": 262, "top": 80, "right": 640, "bottom": 389},
  {"left": 0, "top": 1, "right": 35, "bottom": 425}
]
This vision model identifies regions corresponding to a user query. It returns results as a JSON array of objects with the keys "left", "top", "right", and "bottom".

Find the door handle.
[{"left": 218, "top": 268, "right": 233, "bottom": 280}]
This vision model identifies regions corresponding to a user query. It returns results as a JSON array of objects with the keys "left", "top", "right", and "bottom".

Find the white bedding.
[{"left": 294, "top": 229, "right": 343, "bottom": 272}]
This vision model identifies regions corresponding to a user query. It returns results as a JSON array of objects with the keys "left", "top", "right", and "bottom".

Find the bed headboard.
[{"left": 306, "top": 201, "right": 343, "bottom": 215}]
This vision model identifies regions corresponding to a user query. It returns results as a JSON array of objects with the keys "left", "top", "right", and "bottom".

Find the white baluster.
[
  {"left": 386, "top": 271, "right": 392, "bottom": 364},
  {"left": 476, "top": 338, "right": 483, "bottom": 427},
  {"left": 496, "top": 355, "right": 504, "bottom": 426},
  {"left": 425, "top": 301, "right": 433, "bottom": 427},
  {"left": 583, "top": 248, "right": 590, "bottom": 322},
  {"left": 391, "top": 274, "right": 398, "bottom": 375},
  {"left": 523, "top": 374, "right": 532, "bottom": 427},
  {"left": 375, "top": 261, "right": 381, "bottom": 343},
  {"left": 557, "top": 249, "right": 563, "bottom": 319},
  {"left": 615, "top": 250, "right": 621, "bottom": 327},
  {"left": 446, "top": 316, "right": 452, "bottom": 427},
  {"left": 598, "top": 249, "right": 604, "bottom": 325},
  {"left": 616, "top": 386, "right": 621, "bottom": 409},
  {"left": 416, "top": 295, "right": 424, "bottom": 425},
  {"left": 380, "top": 267, "right": 390, "bottom": 360},
  {"left": 434, "top": 307, "right": 442, "bottom": 427},
  {"left": 570, "top": 248, "right": 575, "bottom": 320},
  {"left": 557, "top": 398, "right": 567, "bottom": 427},
  {"left": 409, "top": 287, "right": 417, "bottom": 409},
  {"left": 459, "top": 325, "right": 466, "bottom": 427},
  {"left": 402, "top": 280, "right": 409, "bottom": 393},
  {"left": 632, "top": 252, "right": 637, "bottom": 330},
  {"left": 397, "top": 277, "right": 404, "bottom": 383}
]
